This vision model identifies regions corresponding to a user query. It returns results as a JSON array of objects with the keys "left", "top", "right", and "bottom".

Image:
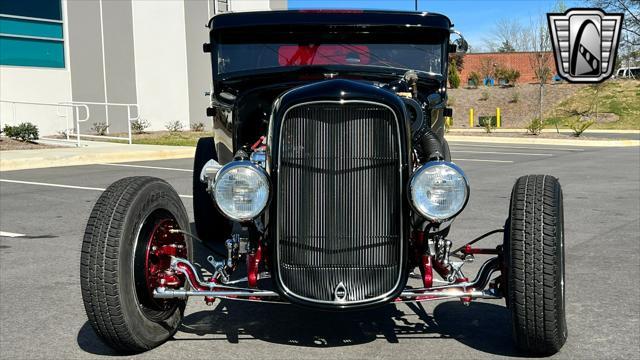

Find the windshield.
[{"left": 217, "top": 43, "right": 444, "bottom": 75}]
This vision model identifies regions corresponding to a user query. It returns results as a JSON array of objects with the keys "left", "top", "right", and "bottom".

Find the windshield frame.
[
  {"left": 209, "top": 23, "right": 450, "bottom": 81},
  {"left": 215, "top": 42, "right": 447, "bottom": 77}
]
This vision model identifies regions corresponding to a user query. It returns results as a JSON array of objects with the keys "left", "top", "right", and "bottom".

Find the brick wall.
[{"left": 457, "top": 52, "right": 555, "bottom": 84}]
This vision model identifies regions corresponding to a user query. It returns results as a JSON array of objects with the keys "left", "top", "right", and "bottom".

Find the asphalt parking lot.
[{"left": 1, "top": 141, "right": 638, "bottom": 359}]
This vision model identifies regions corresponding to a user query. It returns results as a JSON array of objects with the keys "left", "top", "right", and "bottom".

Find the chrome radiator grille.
[{"left": 276, "top": 102, "right": 402, "bottom": 304}]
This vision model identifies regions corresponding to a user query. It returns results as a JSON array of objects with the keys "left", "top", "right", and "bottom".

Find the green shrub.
[
  {"left": 544, "top": 117, "right": 562, "bottom": 133},
  {"left": 131, "top": 118, "right": 151, "bottom": 134},
  {"left": 478, "top": 115, "right": 497, "bottom": 127},
  {"left": 566, "top": 118, "right": 594, "bottom": 137},
  {"left": 508, "top": 69, "right": 521, "bottom": 85},
  {"left": 92, "top": 122, "right": 109, "bottom": 136},
  {"left": 480, "top": 91, "right": 490, "bottom": 101},
  {"left": 165, "top": 121, "right": 183, "bottom": 133},
  {"left": 495, "top": 67, "right": 507, "bottom": 84},
  {"left": 468, "top": 72, "right": 481, "bottom": 88},
  {"left": 2, "top": 122, "right": 39, "bottom": 142},
  {"left": 444, "top": 116, "right": 452, "bottom": 133},
  {"left": 495, "top": 67, "right": 521, "bottom": 86},
  {"left": 190, "top": 122, "right": 205, "bottom": 132},
  {"left": 510, "top": 92, "right": 520, "bottom": 103},
  {"left": 526, "top": 118, "right": 545, "bottom": 135},
  {"left": 448, "top": 61, "right": 461, "bottom": 89},
  {"left": 482, "top": 121, "right": 495, "bottom": 133}
]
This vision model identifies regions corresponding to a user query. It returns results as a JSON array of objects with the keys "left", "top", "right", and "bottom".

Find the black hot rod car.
[{"left": 80, "top": 10, "right": 567, "bottom": 355}]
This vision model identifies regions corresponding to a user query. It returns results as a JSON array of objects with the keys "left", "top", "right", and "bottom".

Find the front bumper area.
[{"left": 153, "top": 255, "right": 502, "bottom": 306}]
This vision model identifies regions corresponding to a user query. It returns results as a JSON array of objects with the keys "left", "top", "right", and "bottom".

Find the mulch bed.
[
  {"left": 448, "top": 83, "right": 588, "bottom": 128},
  {"left": 0, "top": 137, "right": 60, "bottom": 151},
  {"left": 449, "top": 131, "right": 613, "bottom": 140}
]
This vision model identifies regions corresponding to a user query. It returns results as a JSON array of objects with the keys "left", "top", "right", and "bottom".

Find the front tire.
[
  {"left": 506, "top": 175, "right": 567, "bottom": 355},
  {"left": 80, "top": 177, "right": 192, "bottom": 353}
]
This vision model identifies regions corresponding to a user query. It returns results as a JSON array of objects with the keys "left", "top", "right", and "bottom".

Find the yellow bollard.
[
  {"left": 469, "top": 108, "right": 474, "bottom": 127},
  {"left": 496, "top": 107, "right": 501, "bottom": 128}
]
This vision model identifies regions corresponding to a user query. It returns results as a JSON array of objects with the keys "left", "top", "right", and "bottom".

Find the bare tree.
[
  {"left": 527, "top": 17, "right": 553, "bottom": 122},
  {"left": 484, "top": 18, "right": 531, "bottom": 52},
  {"left": 478, "top": 57, "right": 496, "bottom": 82},
  {"left": 589, "top": 0, "right": 640, "bottom": 72},
  {"left": 482, "top": 1, "right": 569, "bottom": 52},
  {"left": 589, "top": 0, "right": 639, "bottom": 43}
]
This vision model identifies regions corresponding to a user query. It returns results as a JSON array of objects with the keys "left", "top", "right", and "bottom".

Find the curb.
[
  {"left": 449, "top": 128, "right": 640, "bottom": 134},
  {"left": 445, "top": 135, "right": 640, "bottom": 147},
  {"left": 0, "top": 147, "right": 195, "bottom": 172}
]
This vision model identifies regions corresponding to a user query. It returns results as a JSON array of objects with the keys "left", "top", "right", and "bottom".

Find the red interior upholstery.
[{"left": 278, "top": 45, "right": 371, "bottom": 66}]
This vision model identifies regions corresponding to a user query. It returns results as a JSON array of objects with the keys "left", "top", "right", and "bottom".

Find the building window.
[{"left": 0, "top": 0, "right": 64, "bottom": 68}]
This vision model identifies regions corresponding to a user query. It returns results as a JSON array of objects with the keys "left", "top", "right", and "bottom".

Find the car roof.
[{"left": 208, "top": 10, "right": 452, "bottom": 30}]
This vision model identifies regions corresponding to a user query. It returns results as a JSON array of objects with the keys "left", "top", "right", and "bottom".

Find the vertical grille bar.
[{"left": 277, "top": 102, "right": 402, "bottom": 303}]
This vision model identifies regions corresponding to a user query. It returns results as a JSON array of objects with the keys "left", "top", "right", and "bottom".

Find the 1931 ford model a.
[{"left": 80, "top": 10, "right": 567, "bottom": 355}]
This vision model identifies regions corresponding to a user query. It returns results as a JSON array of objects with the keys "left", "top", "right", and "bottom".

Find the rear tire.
[
  {"left": 506, "top": 175, "right": 567, "bottom": 355},
  {"left": 193, "top": 137, "right": 230, "bottom": 242},
  {"left": 80, "top": 177, "right": 192, "bottom": 353}
]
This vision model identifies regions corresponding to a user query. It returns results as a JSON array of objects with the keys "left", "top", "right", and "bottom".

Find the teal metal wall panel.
[
  {"left": 0, "top": 17, "right": 63, "bottom": 39},
  {"left": 0, "top": 36, "right": 64, "bottom": 67}
]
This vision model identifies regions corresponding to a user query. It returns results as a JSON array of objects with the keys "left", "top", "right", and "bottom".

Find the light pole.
[{"left": 415, "top": 0, "right": 418, "bottom": 11}]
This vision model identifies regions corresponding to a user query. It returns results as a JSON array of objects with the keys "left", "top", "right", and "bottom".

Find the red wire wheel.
[{"left": 134, "top": 210, "right": 188, "bottom": 321}]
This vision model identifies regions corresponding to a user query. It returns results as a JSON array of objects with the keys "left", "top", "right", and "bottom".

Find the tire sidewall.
[
  {"left": 118, "top": 180, "right": 191, "bottom": 347},
  {"left": 556, "top": 182, "right": 568, "bottom": 340}
]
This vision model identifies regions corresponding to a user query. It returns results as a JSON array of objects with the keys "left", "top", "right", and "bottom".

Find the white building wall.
[
  {"left": 131, "top": 0, "right": 191, "bottom": 131},
  {"left": 0, "top": 0, "right": 73, "bottom": 136},
  {"left": 229, "top": 0, "right": 272, "bottom": 12},
  {"left": 0, "top": 0, "right": 283, "bottom": 138},
  {"left": 0, "top": 67, "right": 73, "bottom": 136}
]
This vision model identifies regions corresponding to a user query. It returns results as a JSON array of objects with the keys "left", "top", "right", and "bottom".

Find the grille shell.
[{"left": 275, "top": 101, "right": 404, "bottom": 305}]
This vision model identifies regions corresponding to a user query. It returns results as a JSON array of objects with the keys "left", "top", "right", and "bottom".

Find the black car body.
[
  {"left": 207, "top": 10, "right": 452, "bottom": 163},
  {"left": 205, "top": 10, "right": 454, "bottom": 308},
  {"left": 81, "top": 10, "right": 567, "bottom": 355}
]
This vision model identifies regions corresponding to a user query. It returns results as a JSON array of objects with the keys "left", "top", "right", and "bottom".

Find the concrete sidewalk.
[
  {"left": 449, "top": 128, "right": 640, "bottom": 141},
  {"left": 449, "top": 128, "right": 640, "bottom": 134},
  {"left": 447, "top": 128, "right": 640, "bottom": 146},
  {"left": 0, "top": 140, "right": 194, "bottom": 172},
  {"left": 445, "top": 135, "right": 640, "bottom": 147}
]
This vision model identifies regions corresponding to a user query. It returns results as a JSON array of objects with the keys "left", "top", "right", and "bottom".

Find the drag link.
[
  {"left": 154, "top": 288, "right": 280, "bottom": 299},
  {"left": 169, "top": 257, "right": 266, "bottom": 292}
]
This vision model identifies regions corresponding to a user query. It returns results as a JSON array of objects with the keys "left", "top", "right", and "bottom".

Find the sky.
[{"left": 288, "top": 0, "right": 587, "bottom": 51}]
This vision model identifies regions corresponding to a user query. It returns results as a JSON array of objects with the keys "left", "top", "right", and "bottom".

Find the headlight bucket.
[
  {"left": 409, "top": 161, "right": 469, "bottom": 222},
  {"left": 213, "top": 161, "right": 271, "bottom": 221}
]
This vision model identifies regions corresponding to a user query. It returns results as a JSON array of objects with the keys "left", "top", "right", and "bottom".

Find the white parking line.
[
  {"left": 0, "top": 179, "right": 193, "bottom": 199},
  {"left": 449, "top": 143, "right": 585, "bottom": 152},
  {"left": 99, "top": 163, "right": 193, "bottom": 172},
  {"left": 453, "top": 158, "right": 514, "bottom": 163},
  {"left": 0, "top": 231, "right": 26, "bottom": 238},
  {"left": 452, "top": 150, "right": 553, "bottom": 156}
]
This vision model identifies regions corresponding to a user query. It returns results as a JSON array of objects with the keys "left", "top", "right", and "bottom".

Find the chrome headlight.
[
  {"left": 409, "top": 161, "right": 469, "bottom": 222},
  {"left": 213, "top": 161, "right": 270, "bottom": 221}
]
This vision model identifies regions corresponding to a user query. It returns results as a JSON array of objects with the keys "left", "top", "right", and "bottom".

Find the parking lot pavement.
[{"left": 1, "top": 142, "right": 638, "bottom": 359}]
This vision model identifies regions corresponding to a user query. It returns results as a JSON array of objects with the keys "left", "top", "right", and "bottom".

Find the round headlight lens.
[
  {"left": 213, "top": 162, "right": 270, "bottom": 221},
  {"left": 409, "top": 162, "right": 469, "bottom": 222}
]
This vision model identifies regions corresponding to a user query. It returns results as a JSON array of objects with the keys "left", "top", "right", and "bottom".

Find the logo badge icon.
[
  {"left": 548, "top": 8, "right": 623, "bottom": 83},
  {"left": 334, "top": 282, "right": 347, "bottom": 302}
]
